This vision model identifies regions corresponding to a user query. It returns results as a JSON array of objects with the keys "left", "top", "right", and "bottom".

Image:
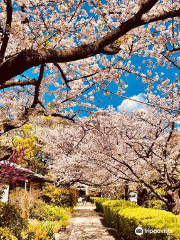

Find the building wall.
[{"left": 0, "top": 184, "right": 9, "bottom": 203}]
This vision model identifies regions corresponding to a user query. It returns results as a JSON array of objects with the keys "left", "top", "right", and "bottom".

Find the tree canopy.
[
  {"left": 0, "top": 0, "right": 179, "bottom": 133},
  {"left": 0, "top": 0, "right": 179, "bottom": 212}
]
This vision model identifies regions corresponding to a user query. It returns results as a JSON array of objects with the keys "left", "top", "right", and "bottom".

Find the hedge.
[
  {"left": 90, "top": 197, "right": 110, "bottom": 212},
  {"left": 92, "top": 197, "right": 180, "bottom": 240}
]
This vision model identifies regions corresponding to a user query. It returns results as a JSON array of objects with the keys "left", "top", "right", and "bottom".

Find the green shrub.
[
  {"left": 102, "top": 199, "right": 137, "bottom": 229},
  {"left": 42, "top": 185, "right": 78, "bottom": 207},
  {"left": 0, "top": 228, "right": 17, "bottom": 240},
  {"left": 117, "top": 194, "right": 125, "bottom": 200},
  {"left": 91, "top": 197, "right": 110, "bottom": 212},
  {"left": 30, "top": 202, "right": 70, "bottom": 222},
  {"left": 0, "top": 202, "right": 27, "bottom": 239},
  {"left": 22, "top": 219, "right": 68, "bottom": 240},
  {"left": 145, "top": 199, "right": 167, "bottom": 210},
  {"left": 118, "top": 207, "right": 180, "bottom": 240},
  {"left": 93, "top": 198, "right": 180, "bottom": 240},
  {"left": 21, "top": 220, "right": 50, "bottom": 240}
]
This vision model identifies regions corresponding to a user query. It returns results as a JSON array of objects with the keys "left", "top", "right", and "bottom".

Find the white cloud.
[{"left": 117, "top": 93, "right": 145, "bottom": 112}]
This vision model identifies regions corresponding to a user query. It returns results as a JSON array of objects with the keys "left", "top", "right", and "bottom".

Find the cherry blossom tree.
[
  {"left": 35, "top": 80, "right": 180, "bottom": 213},
  {"left": 0, "top": 0, "right": 179, "bottom": 135},
  {"left": 0, "top": 0, "right": 179, "bottom": 208}
]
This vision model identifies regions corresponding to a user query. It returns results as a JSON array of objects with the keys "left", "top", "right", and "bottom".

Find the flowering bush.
[
  {"left": 0, "top": 202, "right": 27, "bottom": 239},
  {"left": 102, "top": 199, "right": 137, "bottom": 229},
  {"left": 0, "top": 148, "right": 33, "bottom": 183},
  {"left": 21, "top": 220, "right": 49, "bottom": 240},
  {"left": 0, "top": 228, "right": 17, "bottom": 240},
  {"left": 22, "top": 219, "right": 68, "bottom": 240},
  {"left": 42, "top": 185, "right": 78, "bottom": 207},
  {"left": 30, "top": 201, "right": 70, "bottom": 223},
  {"left": 90, "top": 197, "right": 110, "bottom": 212}
]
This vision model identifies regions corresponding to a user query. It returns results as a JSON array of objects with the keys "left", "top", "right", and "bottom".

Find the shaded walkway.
[{"left": 55, "top": 202, "right": 120, "bottom": 240}]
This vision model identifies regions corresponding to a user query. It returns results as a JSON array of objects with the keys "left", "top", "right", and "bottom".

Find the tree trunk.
[
  {"left": 166, "top": 190, "right": 180, "bottom": 214},
  {"left": 124, "top": 181, "right": 129, "bottom": 200}
]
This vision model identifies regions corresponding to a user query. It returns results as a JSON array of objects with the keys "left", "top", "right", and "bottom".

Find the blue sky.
[
  {"left": 21, "top": 54, "right": 178, "bottom": 117},
  {"left": 93, "top": 78, "right": 146, "bottom": 112},
  {"left": 92, "top": 52, "right": 179, "bottom": 113},
  {"left": 18, "top": 48, "right": 179, "bottom": 117},
  {"left": 13, "top": 0, "right": 179, "bottom": 116}
]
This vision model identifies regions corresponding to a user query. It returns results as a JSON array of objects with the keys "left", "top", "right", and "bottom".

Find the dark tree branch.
[
  {"left": 68, "top": 0, "right": 83, "bottom": 23},
  {"left": 48, "top": 113, "right": 76, "bottom": 122},
  {"left": 68, "top": 71, "right": 99, "bottom": 82},
  {"left": 169, "top": 47, "right": 180, "bottom": 52},
  {"left": 0, "top": 117, "right": 28, "bottom": 135},
  {"left": 145, "top": 8, "right": 180, "bottom": 24},
  {"left": 101, "top": 46, "right": 121, "bottom": 55},
  {"left": 54, "top": 63, "right": 71, "bottom": 89},
  {"left": 161, "top": 53, "right": 180, "bottom": 70},
  {"left": 0, "top": 79, "right": 36, "bottom": 90},
  {"left": 61, "top": 82, "right": 95, "bottom": 103},
  {"left": 0, "top": 0, "right": 12, "bottom": 63},
  {"left": 0, "top": 146, "right": 13, "bottom": 161},
  {"left": 2, "top": 0, "right": 179, "bottom": 83},
  {"left": 109, "top": 8, "right": 180, "bottom": 24},
  {"left": 31, "top": 64, "right": 45, "bottom": 109}
]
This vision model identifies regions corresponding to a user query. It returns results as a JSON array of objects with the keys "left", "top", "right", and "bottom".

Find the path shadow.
[{"left": 98, "top": 212, "right": 125, "bottom": 240}]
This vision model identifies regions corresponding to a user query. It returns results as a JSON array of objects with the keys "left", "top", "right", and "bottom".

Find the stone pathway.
[{"left": 55, "top": 202, "right": 119, "bottom": 240}]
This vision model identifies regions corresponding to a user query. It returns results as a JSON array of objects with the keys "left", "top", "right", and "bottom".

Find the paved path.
[{"left": 55, "top": 202, "right": 119, "bottom": 240}]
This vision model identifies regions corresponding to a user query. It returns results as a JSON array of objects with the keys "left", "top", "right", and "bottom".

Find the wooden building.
[{"left": 0, "top": 162, "right": 52, "bottom": 203}]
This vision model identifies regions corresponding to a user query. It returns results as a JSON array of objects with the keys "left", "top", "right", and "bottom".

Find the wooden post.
[
  {"left": 23, "top": 180, "right": 28, "bottom": 218},
  {"left": 24, "top": 180, "right": 28, "bottom": 191}
]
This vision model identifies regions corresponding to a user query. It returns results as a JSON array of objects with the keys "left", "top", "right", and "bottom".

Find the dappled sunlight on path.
[{"left": 55, "top": 202, "right": 120, "bottom": 240}]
